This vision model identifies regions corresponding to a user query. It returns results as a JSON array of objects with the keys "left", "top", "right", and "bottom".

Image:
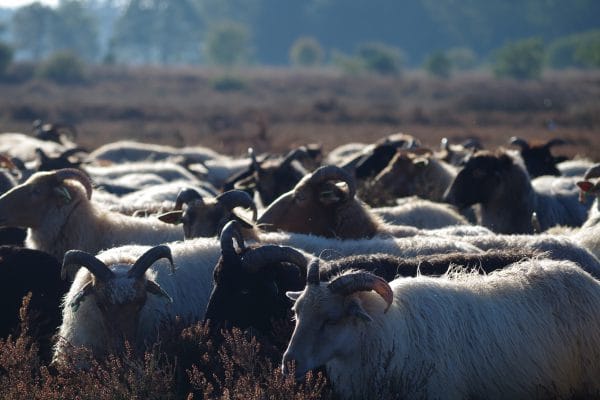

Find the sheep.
[
  {"left": 368, "top": 149, "right": 457, "bottom": 204},
  {"left": 85, "top": 160, "right": 201, "bottom": 184},
  {"left": 204, "top": 220, "right": 538, "bottom": 338},
  {"left": 157, "top": 188, "right": 257, "bottom": 237},
  {"left": 282, "top": 258, "right": 600, "bottom": 399},
  {"left": 557, "top": 158, "right": 596, "bottom": 177},
  {"left": 0, "top": 245, "right": 68, "bottom": 361},
  {"left": 0, "top": 132, "right": 69, "bottom": 162},
  {"left": 443, "top": 149, "right": 593, "bottom": 234},
  {"left": 0, "top": 168, "right": 183, "bottom": 260},
  {"left": 54, "top": 243, "right": 216, "bottom": 361},
  {"left": 87, "top": 140, "right": 223, "bottom": 164},
  {"left": 371, "top": 197, "right": 468, "bottom": 229},
  {"left": 256, "top": 164, "right": 460, "bottom": 239},
  {"left": 509, "top": 136, "right": 569, "bottom": 177},
  {"left": 435, "top": 136, "right": 482, "bottom": 166}
]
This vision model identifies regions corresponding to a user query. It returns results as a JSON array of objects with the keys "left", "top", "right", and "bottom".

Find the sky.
[{"left": 0, "top": 0, "right": 58, "bottom": 8}]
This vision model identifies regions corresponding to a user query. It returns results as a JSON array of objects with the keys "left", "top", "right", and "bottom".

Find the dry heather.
[
  {"left": 0, "top": 67, "right": 598, "bottom": 159},
  {"left": 0, "top": 296, "right": 331, "bottom": 400}
]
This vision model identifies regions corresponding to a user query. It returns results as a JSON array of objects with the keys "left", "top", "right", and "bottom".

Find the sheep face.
[
  {"left": 0, "top": 170, "right": 89, "bottom": 229},
  {"left": 61, "top": 246, "right": 173, "bottom": 355},
  {"left": 205, "top": 221, "right": 307, "bottom": 334},
  {"left": 282, "top": 285, "right": 366, "bottom": 380},
  {"left": 258, "top": 179, "right": 351, "bottom": 236},
  {"left": 443, "top": 151, "right": 512, "bottom": 209},
  {"left": 510, "top": 137, "right": 566, "bottom": 178},
  {"left": 205, "top": 251, "right": 304, "bottom": 333},
  {"left": 372, "top": 151, "right": 431, "bottom": 199}
]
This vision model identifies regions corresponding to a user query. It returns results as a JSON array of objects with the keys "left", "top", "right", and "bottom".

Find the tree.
[
  {"left": 0, "top": 42, "right": 13, "bottom": 76},
  {"left": 52, "top": 0, "right": 100, "bottom": 62},
  {"left": 11, "top": 2, "right": 56, "bottom": 61},
  {"left": 204, "top": 21, "right": 252, "bottom": 67},
  {"left": 289, "top": 36, "right": 324, "bottom": 67},
  {"left": 424, "top": 50, "right": 451, "bottom": 78},
  {"left": 493, "top": 37, "right": 544, "bottom": 80},
  {"left": 356, "top": 42, "right": 403, "bottom": 75}
]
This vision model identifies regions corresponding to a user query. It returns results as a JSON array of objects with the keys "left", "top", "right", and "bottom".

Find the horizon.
[{"left": 0, "top": 0, "right": 58, "bottom": 8}]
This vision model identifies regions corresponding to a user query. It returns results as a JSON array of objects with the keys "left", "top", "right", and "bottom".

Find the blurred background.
[{"left": 0, "top": 0, "right": 598, "bottom": 157}]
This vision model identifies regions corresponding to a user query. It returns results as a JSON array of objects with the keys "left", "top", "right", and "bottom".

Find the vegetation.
[
  {"left": 36, "top": 51, "right": 87, "bottom": 84},
  {"left": 0, "top": 42, "right": 13, "bottom": 76},
  {"left": 204, "top": 21, "right": 252, "bottom": 67},
  {"left": 424, "top": 51, "right": 451, "bottom": 78},
  {"left": 493, "top": 37, "right": 545, "bottom": 80},
  {"left": 289, "top": 37, "right": 324, "bottom": 67},
  {"left": 547, "top": 29, "right": 600, "bottom": 69}
]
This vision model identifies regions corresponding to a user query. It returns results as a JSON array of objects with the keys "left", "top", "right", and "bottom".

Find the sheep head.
[
  {"left": 443, "top": 150, "right": 514, "bottom": 209},
  {"left": 371, "top": 149, "right": 434, "bottom": 200},
  {"left": 257, "top": 165, "right": 381, "bottom": 238},
  {"left": 282, "top": 258, "right": 393, "bottom": 380},
  {"left": 509, "top": 136, "right": 567, "bottom": 178},
  {"left": 0, "top": 168, "right": 92, "bottom": 228},
  {"left": 204, "top": 220, "right": 307, "bottom": 334},
  {"left": 158, "top": 188, "right": 257, "bottom": 238},
  {"left": 61, "top": 245, "right": 174, "bottom": 349},
  {"left": 577, "top": 164, "right": 600, "bottom": 203}
]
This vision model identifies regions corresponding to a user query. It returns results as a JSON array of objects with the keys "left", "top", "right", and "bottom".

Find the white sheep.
[
  {"left": 371, "top": 197, "right": 468, "bottom": 229},
  {"left": 54, "top": 241, "right": 219, "bottom": 361},
  {"left": 87, "top": 140, "right": 223, "bottom": 164},
  {"left": 283, "top": 258, "right": 600, "bottom": 399},
  {"left": 0, "top": 168, "right": 183, "bottom": 259}
]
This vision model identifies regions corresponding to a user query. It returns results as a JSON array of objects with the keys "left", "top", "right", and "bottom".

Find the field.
[
  {"left": 0, "top": 66, "right": 599, "bottom": 159},
  {"left": 1, "top": 67, "right": 600, "bottom": 399}
]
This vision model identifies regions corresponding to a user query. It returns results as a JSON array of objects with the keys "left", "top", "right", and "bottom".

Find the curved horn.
[
  {"left": 128, "top": 245, "right": 174, "bottom": 279},
  {"left": 219, "top": 220, "right": 246, "bottom": 263},
  {"left": 59, "top": 147, "right": 87, "bottom": 160},
  {"left": 328, "top": 271, "right": 393, "bottom": 312},
  {"left": 175, "top": 188, "right": 203, "bottom": 210},
  {"left": 54, "top": 168, "right": 93, "bottom": 199},
  {"left": 216, "top": 190, "right": 257, "bottom": 221},
  {"left": 306, "top": 165, "right": 356, "bottom": 200},
  {"left": 545, "top": 138, "right": 568, "bottom": 148},
  {"left": 240, "top": 245, "right": 307, "bottom": 273},
  {"left": 584, "top": 164, "right": 600, "bottom": 180},
  {"left": 509, "top": 136, "right": 530, "bottom": 150},
  {"left": 306, "top": 258, "right": 320, "bottom": 285},
  {"left": 282, "top": 147, "right": 309, "bottom": 166},
  {"left": 62, "top": 250, "right": 113, "bottom": 282}
]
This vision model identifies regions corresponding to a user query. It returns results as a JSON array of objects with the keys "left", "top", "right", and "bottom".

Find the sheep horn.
[
  {"left": 175, "top": 188, "right": 203, "bottom": 210},
  {"left": 54, "top": 168, "right": 93, "bottom": 200},
  {"left": 328, "top": 271, "right": 393, "bottom": 312},
  {"left": 59, "top": 147, "right": 87, "bottom": 160},
  {"left": 62, "top": 250, "right": 114, "bottom": 282},
  {"left": 306, "top": 258, "right": 320, "bottom": 285},
  {"left": 509, "top": 136, "right": 530, "bottom": 150},
  {"left": 240, "top": 245, "right": 307, "bottom": 273},
  {"left": 248, "top": 147, "right": 260, "bottom": 171},
  {"left": 219, "top": 220, "right": 246, "bottom": 263},
  {"left": 281, "top": 147, "right": 309, "bottom": 167},
  {"left": 584, "top": 164, "right": 600, "bottom": 180},
  {"left": 128, "top": 245, "right": 174, "bottom": 279},
  {"left": 306, "top": 165, "right": 356, "bottom": 200},
  {"left": 216, "top": 190, "right": 257, "bottom": 221}
]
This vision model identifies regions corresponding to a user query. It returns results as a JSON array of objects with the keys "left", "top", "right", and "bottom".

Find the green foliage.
[
  {"left": 0, "top": 42, "right": 14, "bottom": 76},
  {"left": 52, "top": 0, "right": 99, "bottom": 62},
  {"left": 205, "top": 21, "right": 252, "bottom": 67},
  {"left": 446, "top": 47, "right": 477, "bottom": 70},
  {"left": 424, "top": 51, "right": 451, "bottom": 78},
  {"left": 356, "top": 42, "right": 404, "bottom": 75},
  {"left": 36, "top": 51, "right": 87, "bottom": 84},
  {"left": 211, "top": 74, "right": 246, "bottom": 92},
  {"left": 548, "top": 29, "right": 600, "bottom": 69},
  {"left": 330, "top": 50, "right": 365, "bottom": 74},
  {"left": 493, "top": 37, "right": 545, "bottom": 80},
  {"left": 11, "top": 3, "right": 56, "bottom": 61},
  {"left": 289, "top": 36, "right": 324, "bottom": 67}
]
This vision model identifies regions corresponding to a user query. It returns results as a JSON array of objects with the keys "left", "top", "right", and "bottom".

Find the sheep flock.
[{"left": 2, "top": 123, "right": 600, "bottom": 399}]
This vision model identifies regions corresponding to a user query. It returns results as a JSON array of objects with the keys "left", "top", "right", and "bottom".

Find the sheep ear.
[
  {"left": 286, "top": 291, "right": 303, "bottom": 301},
  {"left": 146, "top": 281, "right": 173, "bottom": 303},
  {"left": 577, "top": 181, "right": 594, "bottom": 193},
  {"left": 346, "top": 299, "right": 372, "bottom": 323},
  {"left": 412, "top": 157, "right": 429, "bottom": 168},
  {"left": 70, "top": 282, "right": 93, "bottom": 312},
  {"left": 53, "top": 185, "right": 72, "bottom": 204},
  {"left": 157, "top": 210, "right": 183, "bottom": 225}
]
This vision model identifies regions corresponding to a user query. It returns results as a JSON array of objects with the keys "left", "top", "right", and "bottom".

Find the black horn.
[
  {"left": 306, "top": 165, "right": 356, "bottom": 200},
  {"left": 509, "top": 136, "right": 530, "bottom": 150},
  {"left": 240, "top": 245, "right": 307, "bottom": 273},
  {"left": 219, "top": 220, "right": 246, "bottom": 263},
  {"left": 175, "top": 188, "right": 203, "bottom": 210},
  {"left": 216, "top": 190, "right": 258, "bottom": 221},
  {"left": 128, "top": 245, "right": 174, "bottom": 279},
  {"left": 328, "top": 271, "right": 393, "bottom": 312},
  {"left": 62, "top": 250, "right": 114, "bottom": 282},
  {"left": 54, "top": 168, "right": 93, "bottom": 200}
]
